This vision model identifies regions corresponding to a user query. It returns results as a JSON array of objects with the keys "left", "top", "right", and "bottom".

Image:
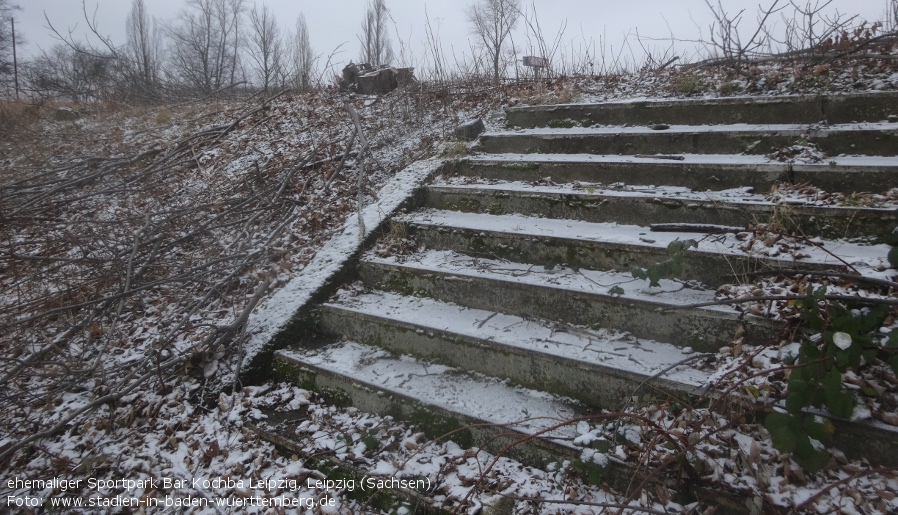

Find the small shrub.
[
  {"left": 674, "top": 75, "right": 706, "bottom": 96},
  {"left": 717, "top": 81, "right": 742, "bottom": 96},
  {"left": 440, "top": 141, "right": 469, "bottom": 158},
  {"left": 155, "top": 108, "right": 173, "bottom": 125}
]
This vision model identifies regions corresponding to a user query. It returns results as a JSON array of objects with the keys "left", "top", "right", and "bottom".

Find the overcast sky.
[{"left": 10, "top": 1, "right": 893, "bottom": 72}]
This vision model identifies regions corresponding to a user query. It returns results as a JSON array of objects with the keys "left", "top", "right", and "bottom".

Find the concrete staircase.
[{"left": 259, "top": 92, "right": 898, "bottom": 509}]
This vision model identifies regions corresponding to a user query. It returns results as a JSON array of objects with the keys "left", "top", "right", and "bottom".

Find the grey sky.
[{"left": 11, "top": 1, "right": 892, "bottom": 72}]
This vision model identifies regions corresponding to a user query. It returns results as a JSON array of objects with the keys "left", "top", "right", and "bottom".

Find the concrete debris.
[
  {"left": 339, "top": 62, "right": 415, "bottom": 95},
  {"left": 453, "top": 118, "right": 485, "bottom": 141}
]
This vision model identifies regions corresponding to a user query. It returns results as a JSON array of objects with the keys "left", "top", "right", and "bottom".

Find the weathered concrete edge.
[{"left": 231, "top": 158, "right": 446, "bottom": 386}]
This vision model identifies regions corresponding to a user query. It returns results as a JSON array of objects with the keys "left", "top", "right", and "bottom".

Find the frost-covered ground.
[{"left": 2, "top": 39, "right": 898, "bottom": 513}]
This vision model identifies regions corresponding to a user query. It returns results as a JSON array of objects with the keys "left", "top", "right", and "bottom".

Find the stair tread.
[
  {"left": 465, "top": 152, "right": 898, "bottom": 171},
  {"left": 489, "top": 121, "right": 898, "bottom": 136},
  {"left": 364, "top": 248, "right": 728, "bottom": 309},
  {"left": 431, "top": 179, "right": 898, "bottom": 212},
  {"left": 323, "top": 289, "right": 711, "bottom": 387},
  {"left": 402, "top": 208, "right": 892, "bottom": 271},
  {"left": 506, "top": 91, "right": 898, "bottom": 109},
  {"left": 277, "top": 340, "right": 582, "bottom": 439}
]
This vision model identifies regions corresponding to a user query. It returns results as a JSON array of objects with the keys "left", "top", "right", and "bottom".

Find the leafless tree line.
[
  {"left": 3, "top": 0, "right": 898, "bottom": 106},
  {"left": 9, "top": 0, "right": 320, "bottom": 103}
]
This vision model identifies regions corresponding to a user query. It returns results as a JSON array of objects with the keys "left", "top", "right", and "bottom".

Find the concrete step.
[
  {"left": 450, "top": 153, "right": 898, "bottom": 196},
  {"left": 272, "top": 339, "right": 584, "bottom": 468},
  {"left": 478, "top": 123, "right": 898, "bottom": 157},
  {"left": 426, "top": 181, "right": 897, "bottom": 241},
  {"left": 358, "top": 249, "right": 777, "bottom": 353},
  {"left": 505, "top": 92, "right": 898, "bottom": 128},
  {"left": 318, "top": 289, "right": 709, "bottom": 410},
  {"left": 400, "top": 209, "right": 891, "bottom": 288}
]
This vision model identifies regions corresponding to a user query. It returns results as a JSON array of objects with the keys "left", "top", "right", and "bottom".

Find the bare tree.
[
  {"left": 125, "top": 0, "right": 161, "bottom": 97},
  {"left": 247, "top": 3, "right": 283, "bottom": 92},
  {"left": 358, "top": 0, "right": 394, "bottom": 65},
  {"left": 465, "top": 0, "right": 520, "bottom": 85},
  {"left": 165, "top": 0, "right": 245, "bottom": 94},
  {"left": 25, "top": 43, "right": 115, "bottom": 102},
  {"left": 292, "top": 13, "right": 315, "bottom": 91},
  {"left": 0, "top": 0, "right": 21, "bottom": 94}
]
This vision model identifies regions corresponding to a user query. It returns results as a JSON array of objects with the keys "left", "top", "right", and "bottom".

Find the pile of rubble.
[{"left": 338, "top": 62, "right": 415, "bottom": 95}]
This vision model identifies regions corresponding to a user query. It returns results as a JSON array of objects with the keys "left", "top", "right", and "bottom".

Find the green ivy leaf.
[
  {"left": 888, "top": 332, "right": 898, "bottom": 348},
  {"left": 786, "top": 383, "right": 809, "bottom": 414},
  {"left": 608, "top": 285, "right": 625, "bottom": 297},
  {"left": 765, "top": 412, "right": 798, "bottom": 452},
  {"left": 631, "top": 267, "right": 648, "bottom": 281},
  {"left": 362, "top": 434, "right": 380, "bottom": 450},
  {"left": 827, "top": 391, "right": 855, "bottom": 419},
  {"left": 822, "top": 367, "right": 842, "bottom": 401},
  {"left": 798, "top": 342, "right": 821, "bottom": 362},
  {"left": 794, "top": 434, "right": 830, "bottom": 473},
  {"left": 672, "top": 239, "right": 697, "bottom": 254},
  {"left": 647, "top": 266, "right": 663, "bottom": 287},
  {"left": 888, "top": 246, "right": 898, "bottom": 269},
  {"left": 805, "top": 416, "right": 834, "bottom": 442}
]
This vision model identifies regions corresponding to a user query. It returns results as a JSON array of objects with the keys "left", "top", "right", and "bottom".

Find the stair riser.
[
  {"left": 406, "top": 223, "right": 842, "bottom": 288},
  {"left": 318, "top": 306, "right": 704, "bottom": 410},
  {"left": 479, "top": 129, "right": 898, "bottom": 157},
  {"left": 505, "top": 93, "right": 898, "bottom": 128},
  {"left": 359, "top": 261, "right": 778, "bottom": 353},
  {"left": 272, "top": 354, "right": 578, "bottom": 469},
  {"left": 426, "top": 188, "right": 897, "bottom": 241},
  {"left": 451, "top": 160, "right": 898, "bottom": 194}
]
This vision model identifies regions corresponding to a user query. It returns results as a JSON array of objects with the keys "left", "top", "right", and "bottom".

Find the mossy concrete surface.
[
  {"left": 405, "top": 222, "right": 853, "bottom": 289},
  {"left": 426, "top": 186, "right": 897, "bottom": 240},
  {"left": 454, "top": 158, "right": 898, "bottom": 195},
  {"left": 358, "top": 260, "right": 778, "bottom": 353},
  {"left": 505, "top": 92, "right": 898, "bottom": 128},
  {"left": 479, "top": 127, "right": 898, "bottom": 157},
  {"left": 317, "top": 305, "right": 706, "bottom": 410},
  {"left": 273, "top": 349, "right": 581, "bottom": 469}
]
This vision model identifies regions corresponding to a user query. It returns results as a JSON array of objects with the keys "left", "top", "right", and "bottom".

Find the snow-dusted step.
[
  {"left": 505, "top": 91, "right": 898, "bottom": 128},
  {"left": 427, "top": 180, "right": 897, "bottom": 240},
  {"left": 454, "top": 153, "right": 898, "bottom": 193},
  {"left": 273, "top": 340, "right": 583, "bottom": 467},
  {"left": 358, "top": 249, "right": 779, "bottom": 352},
  {"left": 479, "top": 123, "right": 898, "bottom": 157},
  {"left": 401, "top": 209, "right": 891, "bottom": 288},
  {"left": 319, "top": 289, "right": 709, "bottom": 410}
]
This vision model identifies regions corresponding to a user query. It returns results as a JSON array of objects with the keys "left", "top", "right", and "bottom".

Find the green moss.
[
  {"left": 384, "top": 272, "right": 417, "bottom": 297},
  {"left": 271, "top": 364, "right": 353, "bottom": 407},
  {"left": 317, "top": 386, "right": 353, "bottom": 408},
  {"left": 455, "top": 197, "right": 482, "bottom": 213},
  {"left": 487, "top": 202, "right": 505, "bottom": 215},
  {"left": 501, "top": 162, "right": 540, "bottom": 171},
  {"left": 548, "top": 118, "right": 577, "bottom": 128},
  {"left": 407, "top": 405, "right": 472, "bottom": 448}
]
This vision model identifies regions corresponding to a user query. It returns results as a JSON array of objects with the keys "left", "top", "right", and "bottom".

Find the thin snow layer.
[
  {"left": 491, "top": 121, "right": 898, "bottom": 136},
  {"left": 242, "top": 159, "right": 442, "bottom": 376},
  {"left": 366, "top": 248, "right": 726, "bottom": 310},
  {"left": 326, "top": 289, "right": 709, "bottom": 385},
  {"left": 403, "top": 209, "right": 891, "bottom": 270},
  {"left": 433, "top": 177, "right": 773, "bottom": 204},
  {"left": 279, "top": 341, "right": 580, "bottom": 440},
  {"left": 467, "top": 151, "right": 898, "bottom": 168},
  {"left": 511, "top": 91, "right": 898, "bottom": 107}
]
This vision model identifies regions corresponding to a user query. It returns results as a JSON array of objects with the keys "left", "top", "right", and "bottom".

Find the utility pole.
[{"left": 11, "top": 16, "right": 18, "bottom": 99}]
